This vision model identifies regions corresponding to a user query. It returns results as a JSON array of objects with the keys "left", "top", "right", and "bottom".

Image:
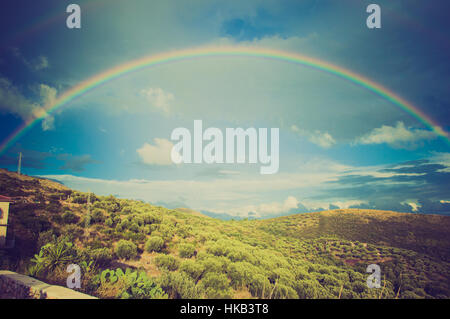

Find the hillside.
[{"left": 0, "top": 168, "right": 449, "bottom": 299}]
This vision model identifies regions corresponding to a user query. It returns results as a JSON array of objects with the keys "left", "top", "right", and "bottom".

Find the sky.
[{"left": 0, "top": 0, "right": 449, "bottom": 218}]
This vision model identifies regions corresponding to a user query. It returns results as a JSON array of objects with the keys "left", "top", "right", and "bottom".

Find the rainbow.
[{"left": 0, "top": 45, "right": 448, "bottom": 155}]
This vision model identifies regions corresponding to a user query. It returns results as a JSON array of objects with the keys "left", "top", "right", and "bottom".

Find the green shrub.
[
  {"left": 155, "top": 255, "right": 180, "bottom": 271},
  {"left": 115, "top": 240, "right": 137, "bottom": 260},
  {"left": 127, "top": 222, "right": 140, "bottom": 233},
  {"left": 123, "top": 231, "right": 146, "bottom": 242},
  {"left": 145, "top": 236, "right": 165, "bottom": 252},
  {"left": 200, "top": 256, "right": 226, "bottom": 274},
  {"left": 37, "top": 230, "right": 56, "bottom": 249},
  {"left": 206, "top": 240, "right": 230, "bottom": 257},
  {"left": 199, "top": 272, "right": 232, "bottom": 298},
  {"left": 91, "top": 209, "right": 106, "bottom": 223},
  {"left": 227, "top": 261, "right": 256, "bottom": 288},
  {"left": 249, "top": 274, "right": 271, "bottom": 298},
  {"left": 179, "top": 243, "right": 196, "bottom": 258},
  {"left": 105, "top": 218, "right": 113, "bottom": 227},
  {"left": 143, "top": 225, "right": 152, "bottom": 235},
  {"left": 156, "top": 271, "right": 201, "bottom": 298},
  {"left": 84, "top": 247, "right": 113, "bottom": 267},
  {"left": 180, "top": 260, "right": 204, "bottom": 281},
  {"left": 142, "top": 212, "right": 162, "bottom": 224},
  {"left": 269, "top": 267, "right": 295, "bottom": 286},
  {"left": 158, "top": 224, "right": 175, "bottom": 240},
  {"left": 134, "top": 216, "right": 144, "bottom": 226},
  {"left": 294, "top": 279, "right": 328, "bottom": 299},
  {"left": 115, "top": 223, "right": 124, "bottom": 232},
  {"left": 62, "top": 211, "right": 79, "bottom": 224},
  {"left": 62, "top": 224, "right": 84, "bottom": 241},
  {"left": 121, "top": 206, "right": 133, "bottom": 215},
  {"left": 72, "top": 193, "right": 90, "bottom": 204},
  {"left": 271, "top": 283, "right": 298, "bottom": 299}
]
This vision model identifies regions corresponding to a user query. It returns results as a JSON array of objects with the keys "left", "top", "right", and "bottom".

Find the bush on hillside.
[
  {"left": 155, "top": 255, "right": 180, "bottom": 271},
  {"left": 178, "top": 243, "right": 196, "bottom": 258},
  {"left": 145, "top": 236, "right": 165, "bottom": 252},
  {"left": 115, "top": 240, "right": 137, "bottom": 260}
]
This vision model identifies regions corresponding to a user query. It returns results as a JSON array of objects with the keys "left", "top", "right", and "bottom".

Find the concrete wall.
[
  {"left": 0, "top": 202, "right": 10, "bottom": 247},
  {"left": 0, "top": 271, "right": 97, "bottom": 299}
]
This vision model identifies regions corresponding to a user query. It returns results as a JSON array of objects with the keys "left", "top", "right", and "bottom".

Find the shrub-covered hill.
[{"left": 0, "top": 168, "right": 449, "bottom": 299}]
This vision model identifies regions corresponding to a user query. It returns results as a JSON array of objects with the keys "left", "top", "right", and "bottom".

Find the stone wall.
[{"left": 0, "top": 270, "right": 97, "bottom": 299}]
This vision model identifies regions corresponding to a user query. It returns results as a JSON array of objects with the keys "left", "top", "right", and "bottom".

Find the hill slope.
[{"left": 0, "top": 168, "right": 449, "bottom": 299}]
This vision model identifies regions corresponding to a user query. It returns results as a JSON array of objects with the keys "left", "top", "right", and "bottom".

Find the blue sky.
[{"left": 0, "top": 0, "right": 449, "bottom": 218}]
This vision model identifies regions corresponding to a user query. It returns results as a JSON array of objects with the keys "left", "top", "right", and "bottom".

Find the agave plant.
[
  {"left": 27, "top": 250, "right": 47, "bottom": 277},
  {"left": 41, "top": 240, "right": 76, "bottom": 271},
  {"left": 28, "top": 237, "right": 78, "bottom": 277}
]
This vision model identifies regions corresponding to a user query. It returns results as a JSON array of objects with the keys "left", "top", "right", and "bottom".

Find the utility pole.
[{"left": 17, "top": 152, "right": 22, "bottom": 175}]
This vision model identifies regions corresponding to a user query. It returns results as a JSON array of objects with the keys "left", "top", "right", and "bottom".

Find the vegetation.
[
  {"left": 178, "top": 243, "right": 196, "bottom": 258},
  {"left": 0, "top": 168, "right": 449, "bottom": 299},
  {"left": 145, "top": 236, "right": 165, "bottom": 252},
  {"left": 95, "top": 268, "right": 167, "bottom": 299},
  {"left": 115, "top": 240, "right": 138, "bottom": 260}
]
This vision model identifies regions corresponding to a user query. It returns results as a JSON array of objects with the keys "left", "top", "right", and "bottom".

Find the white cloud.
[
  {"left": 39, "top": 84, "right": 57, "bottom": 106},
  {"left": 401, "top": 200, "right": 421, "bottom": 212},
  {"left": 137, "top": 138, "right": 180, "bottom": 165},
  {"left": 330, "top": 200, "right": 366, "bottom": 209},
  {"left": 38, "top": 84, "right": 57, "bottom": 131},
  {"left": 291, "top": 125, "right": 336, "bottom": 148},
  {"left": 11, "top": 48, "right": 49, "bottom": 71},
  {"left": 297, "top": 158, "right": 351, "bottom": 173},
  {"left": 217, "top": 196, "right": 299, "bottom": 218},
  {"left": 0, "top": 77, "right": 57, "bottom": 129},
  {"left": 141, "top": 87, "right": 174, "bottom": 113},
  {"left": 355, "top": 121, "right": 436, "bottom": 149},
  {"left": 302, "top": 199, "right": 367, "bottom": 211},
  {"left": 42, "top": 115, "right": 55, "bottom": 131},
  {"left": 32, "top": 56, "right": 50, "bottom": 71},
  {"left": 308, "top": 130, "right": 336, "bottom": 148},
  {"left": 0, "top": 77, "right": 37, "bottom": 119},
  {"left": 430, "top": 152, "right": 450, "bottom": 173}
]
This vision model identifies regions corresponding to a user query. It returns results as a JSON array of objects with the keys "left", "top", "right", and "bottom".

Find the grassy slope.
[
  {"left": 0, "top": 168, "right": 449, "bottom": 299},
  {"left": 255, "top": 209, "right": 450, "bottom": 261}
]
